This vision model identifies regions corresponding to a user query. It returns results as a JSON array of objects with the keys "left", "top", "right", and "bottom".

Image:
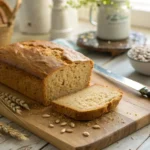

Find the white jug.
[
  {"left": 50, "top": 0, "right": 74, "bottom": 39},
  {"left": 90, "top": 0, "right": 131, "bottom": 40}
]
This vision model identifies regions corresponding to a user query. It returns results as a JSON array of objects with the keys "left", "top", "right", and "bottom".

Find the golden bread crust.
[{"left": 0, "top": 40, "right": 91, "bottom": 79}]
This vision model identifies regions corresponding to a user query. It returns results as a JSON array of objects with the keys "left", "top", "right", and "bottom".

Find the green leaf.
[{"left": 67, "top": 0, "right": 130, "bottom": 8}]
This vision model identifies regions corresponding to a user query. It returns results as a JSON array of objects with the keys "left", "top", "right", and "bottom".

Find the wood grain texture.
[
  {"left": 137, "top": 136, "right": 150, "bottom": 150},
  {"left": 0, "top": 71, "right": 149, "bottom": 150},
  {"left": 104, "top": 124, "right": 150, "bottom": 150}
]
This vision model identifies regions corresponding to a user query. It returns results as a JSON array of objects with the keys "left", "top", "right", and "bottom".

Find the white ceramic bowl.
[{"left": 127, "top": 50, "right": 150, "bottom": 76}]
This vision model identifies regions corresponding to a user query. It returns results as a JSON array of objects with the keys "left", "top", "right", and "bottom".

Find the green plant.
[{"left": 67, "top": 0, "right": 130, "bottom": 8}]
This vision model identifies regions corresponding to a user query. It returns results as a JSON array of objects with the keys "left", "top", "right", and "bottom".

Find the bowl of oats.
[{"left": 127, "top": 46, "right": 150, "bottom": 76}]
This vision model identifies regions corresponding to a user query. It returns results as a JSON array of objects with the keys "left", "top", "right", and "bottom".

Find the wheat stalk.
[
  {"left": 0, "top": 92, "right": 30, "bottom": 110},
  {"left": 11, "top": 96, "right": 30, "bottom": 110},
  {"left": 0, "top": 96, "right": 22, "bottom": 115},
  {"left": 0, "top": 122, "right": 28, "bottom": 141}
]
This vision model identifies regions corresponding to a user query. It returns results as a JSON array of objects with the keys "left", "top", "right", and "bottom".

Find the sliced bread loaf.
[
  {"left": 52, "top": 85, "right": 122, "bottom": 120},
  {"left": 0, "top": 41, "right": 93, "bottom": 106}
]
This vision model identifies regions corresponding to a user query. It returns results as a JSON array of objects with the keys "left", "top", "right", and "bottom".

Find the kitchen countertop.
[{"left": 0, "top": 20, "right": 150, "bottom": 150}]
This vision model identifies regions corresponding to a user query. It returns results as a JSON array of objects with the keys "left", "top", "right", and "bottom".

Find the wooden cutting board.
[{"left": 0, "top": 71, "right": 150, "bottom": 150}]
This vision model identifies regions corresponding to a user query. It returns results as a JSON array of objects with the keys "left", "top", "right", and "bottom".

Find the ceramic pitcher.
[
  {"left": 50, "top": 0, "right": 74, "bottom": 39},
  {"left": 90, "top": 0, "right": 131, "bottom": 40}
]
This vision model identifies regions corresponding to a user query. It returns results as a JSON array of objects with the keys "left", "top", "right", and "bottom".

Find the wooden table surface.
[{"left": 0, "top": 21, "right": 150, "bottom": 150}]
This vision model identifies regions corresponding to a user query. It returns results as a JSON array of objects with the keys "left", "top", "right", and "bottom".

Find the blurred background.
[
  {"left": 5, "top": 0, "right": 150, "bottom": 31},
  {"left": 1, "top": 0, "right": 150, "bottom": 49}
]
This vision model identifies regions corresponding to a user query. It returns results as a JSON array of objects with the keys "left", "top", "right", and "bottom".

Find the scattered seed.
[
  {"left": 92, "top": 125, "right": 101, "bottom": 129},
  {"left": 55, "top": 119, "right": 60, "bottom": 124},
  {"left": 83, "top": 131, "right": 90, "bottom": 137},
  {"left": 49, "top": 124, "right": 54, "bottom": 128},
  {"left": 42, "top": 114, "right": 50, "bottom": 118},
  {"left": 60, "top": 122, "right": 67, "bottom": 126},
  {"left": 66, "top": 129, "right": 73, "bottom": 133},
  {"left": 61, "top": 128, "right": 66, "bottom": 134},
  {"left": 70, "top": 122, "right": 75, "bottom": 128}
]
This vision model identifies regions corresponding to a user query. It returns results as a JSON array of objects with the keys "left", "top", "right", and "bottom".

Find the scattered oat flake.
[
  {"left": 66, "top": 129, "right": 73, "bottom": 133},
  {"left": 42, "top": 114, "right": 50, "bottom": 118},
  {"left": 61, "top": 128, "right": 66, "bottom": 134},
  {"left": 83, "top": 132, "right": 90, "bottom": 137},
  {"left": 55, "top": 119, "right": 60, "bottom": 124},
  {"left": 49, "top": 124, "right": 54, "bottom": 128},
  {"left": 70, "top": 122, "right": 75, "bottom": 128},
  {"left": 60, "top": 122, "right": 67, "bottom": 126},
  {"left": 92, "top": 125, "right": 101, "bottom": 129}
]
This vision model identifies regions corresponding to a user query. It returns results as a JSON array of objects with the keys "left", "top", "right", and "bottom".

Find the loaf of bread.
[
  {"left": 0, "top": 40, "right": 93, "bottom": 106},
  {"left": 52, "top": 85, "right": 122, "bottom": 120}
]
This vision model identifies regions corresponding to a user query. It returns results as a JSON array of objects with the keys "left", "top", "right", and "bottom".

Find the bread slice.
[{"left": 52, "top": 85, "right": 122, "bottom": 120}]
